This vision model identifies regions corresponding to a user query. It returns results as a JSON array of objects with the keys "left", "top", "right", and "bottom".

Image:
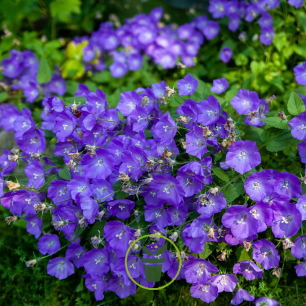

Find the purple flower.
[
  {"left": 231, "top": 89, "right": 260, "bottom": 115},
  {"left": 184, "top": 258, "right": 218, "bottom": 284},
  {"left": 225, "top": 140, "right": 261, "bottom": 174},
  {"left": 83, "top": 249, "right": 109, "bottom": 276},
  {"left": 65, "top": 242, "right": 86, "bottom": 268},
  {"left": 233, "top": 261, "right": 263, "bottom": 280},
  {"left": 220, "top": 47, "right": 232, "bottom": 63},
  {"left": 67, "top": 178, "right": 92, "bottom": 200},
  {"left": 14, "top": 109, "right": 35, "bottom": 139},
  {"left": 177, "top": 161, "right": 206, "bottom": 197},
  {"left": 54, "top": 111, "right": 76, "bottom": 142},
  {"left": 149, "top": 173, "right": 184, "bottom": 206},
  {"left": 23, "top": 82, "right": 40, "bottom": 103},
  {"left": 182, "top": 217, "right": 214, "bottom": 253},
  {"left": 197, "top": 96, "right": 221, "bottom": 126},
  {"left": 258, "top": 12, "right": 273, "bottom": 28},
  {"left": 231, "top": 288, "right": 255, "bottom": 305},
  {"left": 47, "top": 180, "right": 70, "bottom": 205},
  {"left": 296, "top": 194, "right": 306, "bottom": 220},
  {"left": 288, "top": 0, "right": 304, "bottom": 8},
  {"left": 190, "top": 283, "right": 218, "bottom": 303},
  {"left": 244, "top": 171, "right": 274, "bottom": 201},
  {"left": 37, "top": 234, "right": 61, "bottom": 255},
  {"left": 151, "top": 112, "right": 177, "bottom": 144},
  {"left": 84, "top": 275, "right": 105, "bottom": 301},
  {"left": 289, "top": 112, "right": 306, "bottom": 140},
  {"left": 222, "top": 205, "right": 259, "bottom": 239},
  {"left": 253, "top": 297, "right": 280, "bottom": 306},
  {"left": 271, "top": 202, "right": 302, "bottom": 238},
  {"left": 228, "top": 13, "right": 241, "bottom": 32},
  {"left": 209, "top": 0, "right": 227, "bottom": 18},
  {"left": 47, "top": 257, "right": 74, "bottom": 280},
  {"left": 196, "top": 191, "right": 227, "bottom": 218},
  {"left": 17, "top": 129, "right": 46, "bottom": 154},
  {"left": 298, "top": 140, "right": 306, "bottom": 163},
  {"left": 291, "top": 236, "right": 306, "bottom": 259},
  {"left": 273, "top": 172, "right": 302, "bottom": 199},
  {"left": 248, "top": 202, "right": 273, "bottom": 233},
  {"left": 203, "top": 21, "right": 220, "bottom": 40},
  {"left": 107, "top": 199, "right": 135, "bottom": 220},
  {"left": 25, "top": 161, "right": 45, "bottom": 189},
  {"left": 210, "top": 274, "right": 238, "bottom": 292},
  {"left": 177, "top": 74, "right": 198, "bottom": 96},
  {"left": 25, "top": 216, "right": 43, "bottom": 238},
  {"left": 211, "top": 77, "right": 229, "bottom": 94},
  {"left": 295, "top": 261, "right": 306, "bottom": 277},
  {"left": 252, "top": 239, "right": 280, "bottom": 270},
  {"left": 294, "top": 62, "right": 306, "bottom": 85},
  {"left": 104, "top": 221, "right": 135, "bottom": 255},
  {"left": 76, "top": 194, "right": 99, "bottom": 224},
  {"left": 185, "top": 125, "right": 209, "bottom": 159},
  {"left": 260, "top": 26, "right": 274, "bottom": 46},
  {"left": 107, "top": 275, "right": 136, "bottom": 298},
  {"left": 110, "top": 62, "right": 128, "bottom": 78},
  {"left": 81, "top": 149, "right": 115, "bottom": 180}
]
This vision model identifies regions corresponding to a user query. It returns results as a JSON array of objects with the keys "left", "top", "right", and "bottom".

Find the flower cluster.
[
  {"left": 0, "top": 66, "right": 305, "bottom": 304},
  {"left": 1, "top": 49, "right": 66, "bottom": 103}
]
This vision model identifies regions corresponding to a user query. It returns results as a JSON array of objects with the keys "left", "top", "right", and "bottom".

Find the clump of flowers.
[{"left": 1, "top": 65, "right": 305, "bottom": 304}]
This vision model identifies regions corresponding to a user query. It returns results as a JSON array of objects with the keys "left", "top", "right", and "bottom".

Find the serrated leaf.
[
  {"left": 199, "top": 242, "right": 216, "bottom": 259},
  {"left": 222, "top": 183, "right": 244, "bottom": 203},
  {"left": 260, "top": 117, "right": 288, "bottom": 129},
  {"left": 287, "top": 91, "right": 305, "bottom": 116},
  {"left": 212, "top": 167, "right": 229, "bottom": 182},
  {"left": 37, "top": 57, "right": 52, "bottom": 84},
  {"left": 58, "top": 167, "right": 71, "bottom": 181}
]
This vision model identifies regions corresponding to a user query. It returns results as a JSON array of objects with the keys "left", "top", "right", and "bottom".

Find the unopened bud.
[
  {"left": 5, "top": 216, "right": 17, "bottom": 225},
  {"left": 169, "top": 232, "right": 178, "bottom": 242},
  {"left": 25, "top": 259, "right": 37, "bottom": 267},
  {"left": 6, "top": 181, "right": 20, "bottom": 191},
  {"left": 243, "top": 240, "right": 252, "bottom": 252},
  {"left": 217, "top": 251, "right": 227, "bottom": 261},
  {"left": 272, "top": 267, "right": 281, "bottom": 278},
  {"left": 282, "top": 238, "right": 294, "bottom": 249}
]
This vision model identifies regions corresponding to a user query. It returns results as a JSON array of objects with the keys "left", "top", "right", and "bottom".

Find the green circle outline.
[{"left": 124, "top": 234, "right": 182, "bottom": 290}]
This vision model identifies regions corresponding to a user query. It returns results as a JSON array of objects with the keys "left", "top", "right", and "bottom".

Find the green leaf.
[
  {"left": 199, "top": 242, "right": 216, "bottom": 259},
  {"left": 112, "top": 181, "right": 128, "bottom": 199},
  {"left": 250, "top": 61, "right": 265, "bottom": 75},
  {"left": 235, "top": 247, "right": 252, "bottom": 262},
  {"left": 134, "top": 288, "right": 153, "bottom": 305},
  {"left": 50, "top": 0, "right": 81, "bottom": 23},
  {"left": 260, "top": 117, "right": 289, "bottom": 129},
  {"left": 86, "top": 219, "right": 106, "bottom": 239},
  {"left": 37, "top": 57, "right": 52, "bottom": 84},
  {"left": 0, "top": 92, "right": 8, "bottom": 103},
  {"left": 222, "top": 183, "right": 244, "bottom": 203},
  {"left": 287, "top": 91, "right": 305, "bottom": 116},
  {"left": 188, "top": 77, "right": 211, "bottom": 100},
  {"left": 265, "top": 130, "right": 293, "bottom": 152},
  {"left": 273, "top": 33, "right": 287, "bottom": 52},
  {"left": 212, "top": 167, "right": 230, "bottom": 182},
  {"left": 58, "top": 167, "right": 71, "bottom": 181}
]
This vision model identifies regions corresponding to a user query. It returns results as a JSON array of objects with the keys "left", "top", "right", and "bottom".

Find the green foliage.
[
  {"left": 37, "top": 57, "right": 52, "bottom": 84},
  {"left": 287, "top": 91, "right": 305, "bottom": 115},
  {"left": 50, "top": 0, "right": 81, "bottom": 23}
]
